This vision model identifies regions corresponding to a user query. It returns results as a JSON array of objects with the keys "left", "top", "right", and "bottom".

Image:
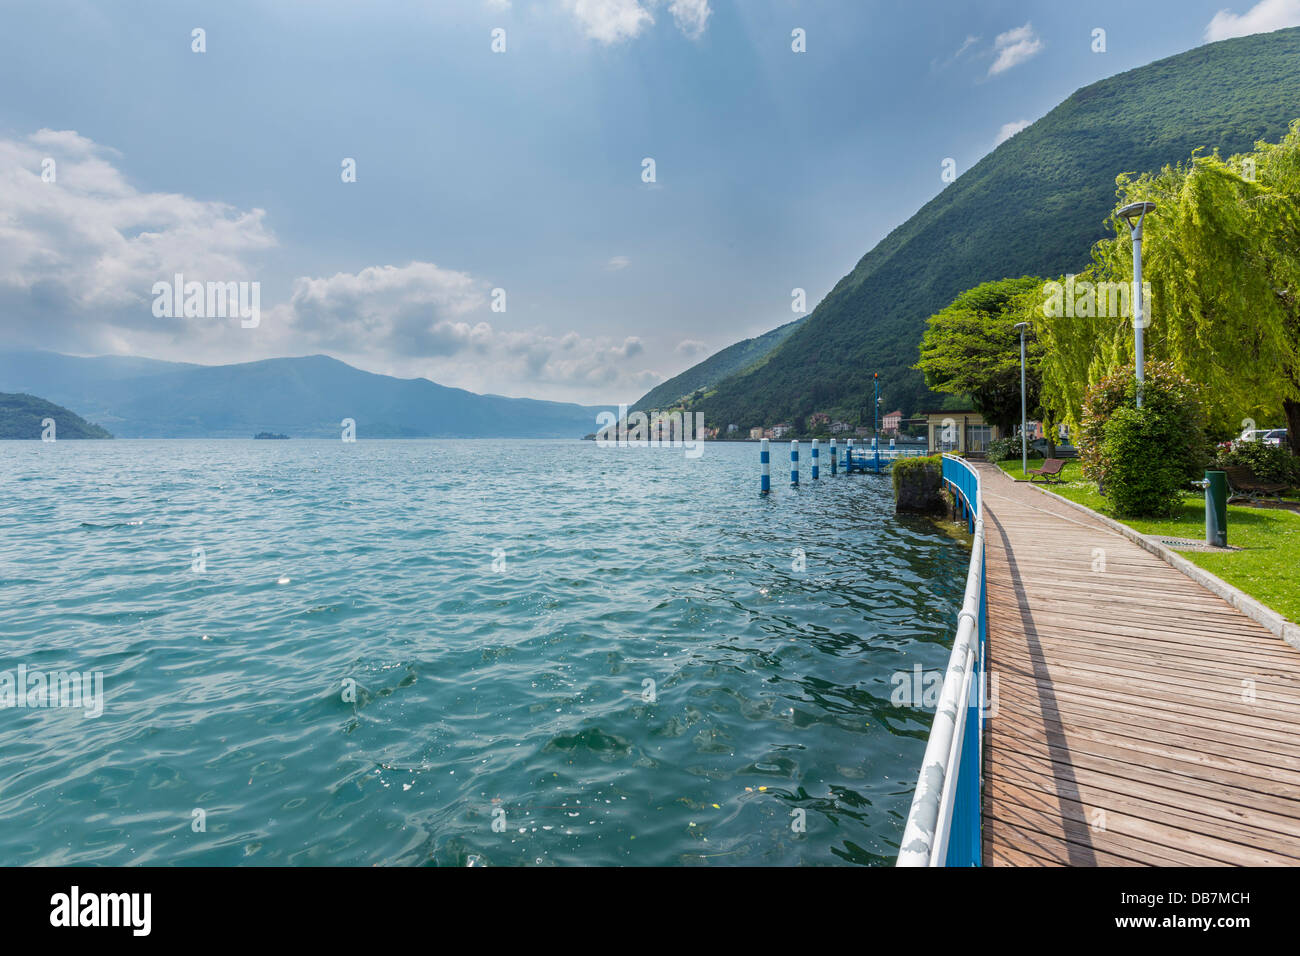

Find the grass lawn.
[{"left": 995, "top": 457, "right": 1300, "bottom": 623}]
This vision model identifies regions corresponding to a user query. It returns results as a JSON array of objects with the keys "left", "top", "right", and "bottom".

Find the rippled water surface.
[{"left": 0, "top": 439, "right": 967, "bottom": 865}]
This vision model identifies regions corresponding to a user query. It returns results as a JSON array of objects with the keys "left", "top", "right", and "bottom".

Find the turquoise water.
[{"left": 0, "top": 439, "right": 966, "bottom": 866}]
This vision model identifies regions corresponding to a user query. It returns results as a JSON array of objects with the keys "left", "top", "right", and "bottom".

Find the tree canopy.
[
  {"left": 1037, "top": 121, "right": 1300, "bottom": 446},
  {"left": 915, "top": 277, "right": 1045, "bottom": 431}
]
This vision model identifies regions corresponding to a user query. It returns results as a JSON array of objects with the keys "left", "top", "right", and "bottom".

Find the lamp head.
[{"left": 1117, "top": 201, "right": 1157, "bottom": 235}]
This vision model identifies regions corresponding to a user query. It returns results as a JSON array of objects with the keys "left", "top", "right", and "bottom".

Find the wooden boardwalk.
[{"left": 976, "top": 463, "right": 1300, "bottom": 866}]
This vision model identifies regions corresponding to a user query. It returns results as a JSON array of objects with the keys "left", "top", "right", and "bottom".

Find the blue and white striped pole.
[
  {"left": 811, "top": 439, "right": 819, "bottom": 480},
  {"left": 790, "top": 440, "right": 799, "bottom": 487},
  {"left": 829, "top": 438, "right": 837, "bottom": 475},
  {"left": 760, "top": 438, "right": 770, "bottom": 495},
  {"left": 846, "top": 438, "right": 854, "bottom": 472},
  {"left": 890, "top": 437, "right": 896, "bottom": 460}
]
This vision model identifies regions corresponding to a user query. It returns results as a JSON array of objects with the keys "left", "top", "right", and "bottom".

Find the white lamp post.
[
  {"left": 1117, "top": 201, "right": 1157, "bottom": 408},
  {"left": 1014, "top": 321, "right": 1029, "bottom": 477}
]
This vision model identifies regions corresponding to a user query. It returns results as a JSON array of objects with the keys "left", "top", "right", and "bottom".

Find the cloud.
[
  {"left": 563, "top": 0, "right": 710, "bottom": 44},
  {"left": 668, "top": 0, "right": 711, "bottom": 40},
  {"left": 566, "top": 0, "right": 655, "bottom": 43},
  {"left": 994, "top": 119, "right": 1031, "bottom": 147},
  {"left": 988, "top": 23, "right": 1042, "bottom": 75},
  {"left": 0, "top": 128, "right": 275, "bottom": 350},
  {"left": 281, "top": 262, "right": 488, "bottom": 356},
  {"left": 272, "top": 263, "right": 668, "bottom": 401},
  {"left": 1205, "top": 0, "right": 1300, "bottom": 40},
  {"left": 0, "top": 129, "right": 674, "bottom": 403},
  {"left": 675, "top": 338, "right": 709, "bottom": 357},
  {"left": 606, "top": 255, "right": 630, "bottom": 270}
]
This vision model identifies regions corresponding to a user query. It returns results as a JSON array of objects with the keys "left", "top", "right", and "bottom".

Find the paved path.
[{"left": 976, "top": 463, "right": 1300, "bottom": 866}]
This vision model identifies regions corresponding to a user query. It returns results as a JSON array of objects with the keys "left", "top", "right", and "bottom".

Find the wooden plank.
[{"left": 973, "top": 463, "right": 1300, "bottom": 868}]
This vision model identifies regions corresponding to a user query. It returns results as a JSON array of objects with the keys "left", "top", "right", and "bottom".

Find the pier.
[{"left": 900, "top": 456, "right": 1300, "bottom": 866}]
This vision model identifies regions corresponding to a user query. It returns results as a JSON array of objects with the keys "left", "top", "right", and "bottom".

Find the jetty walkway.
[{"left": 976, "top": 462, "right": 1300, "bottom": 866}]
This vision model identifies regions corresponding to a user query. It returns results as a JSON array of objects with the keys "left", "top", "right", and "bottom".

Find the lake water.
[{"left": 0, "top": 438, "right": 966, "bottom": 865}]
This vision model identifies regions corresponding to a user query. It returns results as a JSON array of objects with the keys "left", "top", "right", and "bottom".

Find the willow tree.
[{"left": 1039, "top": 121, "right": 1300, "bottom": 448}]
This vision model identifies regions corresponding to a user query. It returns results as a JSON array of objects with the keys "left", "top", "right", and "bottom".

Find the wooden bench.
[
  {"left": 1223, "top": 464, "right": 1288, "bottom": 501},
  {"left": 1027, "top": 458, "right": 1066, "bottom": 483}
]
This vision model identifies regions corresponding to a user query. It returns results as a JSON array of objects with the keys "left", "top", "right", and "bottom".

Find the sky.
[{"left": 2, "top": 0, "right": 1298, "bottom": 404}]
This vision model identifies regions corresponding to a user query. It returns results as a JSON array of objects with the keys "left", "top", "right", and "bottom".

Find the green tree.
[
  {"left": 1041, "top": 120, "right": 1300, "bottom": 453},
  {"left": 915, "top": 277, "right": 1045, "bottom": 432}
]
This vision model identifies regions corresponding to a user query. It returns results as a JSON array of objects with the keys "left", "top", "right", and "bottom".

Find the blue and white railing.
[{"left": 897, "top": 454, "right": 987, "bottom": 867}]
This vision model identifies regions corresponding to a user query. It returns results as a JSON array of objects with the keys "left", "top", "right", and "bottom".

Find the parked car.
[
  {"left": 1263, "top": 428, "right": 1288, "bottom": 447},
  {"left": 1029, "top": 437, "right": 1078, "bottom": 458}
]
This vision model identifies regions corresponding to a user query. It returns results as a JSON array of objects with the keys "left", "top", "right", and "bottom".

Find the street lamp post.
[
  {"left": 1014, "top": 321, "right": 1029, "bottom": 478},
  {"left": 1117, "top": 201, "right": 1157, "bottom": 408}
]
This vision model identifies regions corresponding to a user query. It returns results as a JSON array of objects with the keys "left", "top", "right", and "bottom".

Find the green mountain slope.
[
  {"left": 690, "top": 27, "right": 1300, "bottom": 429},
  {"left": 0, "top": 393, "right": 113, "bottom": 439},
  {"left": 630, "top": 317, "right": 804, "bottom": 413}
]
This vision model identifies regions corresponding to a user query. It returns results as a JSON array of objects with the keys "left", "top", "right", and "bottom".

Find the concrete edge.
[{"left": 1020, "top": 479, "right": 1300, "bottom": 652}]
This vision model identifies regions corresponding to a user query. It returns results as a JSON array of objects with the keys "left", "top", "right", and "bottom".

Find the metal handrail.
[{"left": 897, "top": 454, "right": 986, "bottom": 867}]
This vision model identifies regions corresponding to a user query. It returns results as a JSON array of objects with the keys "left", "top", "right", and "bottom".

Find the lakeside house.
[
  {"left": 749, "top": 426, "right": 764, "bottom": 439},
  {"left": 882, "top": 409, "right": 903, "bottom": 433},
  {"left": 771, "top": 423, "right": 792, "bottom": 438},
  {"left": 922, "top": 409, "right": 999, "bottom": 455},
  {"left": 809, "top": 412, "right": 830, "bottom": 427}
]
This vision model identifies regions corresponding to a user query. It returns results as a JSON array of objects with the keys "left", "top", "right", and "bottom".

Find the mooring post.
[
  {"left": 811, "top": 439, "right": 820, "bottom": 480},
  {"left": 790, "top": 440, "right": 799, "bottom": 487},
  {"left": 830, "top": 438, "right": 837, "bottom": 475},
  {"left": 760, "top": 438, "right": 770, "bottom": 495},
  {"left": 890, "top": 437, "right": 896, "bottom": 459},
  {"left": 846, "top": 438, "right": 854, "bottom": 473}
]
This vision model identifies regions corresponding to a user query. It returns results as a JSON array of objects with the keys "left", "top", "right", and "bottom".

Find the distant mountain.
[
  {"left": 0, "top": 351, "right": 610, "bottom": 438},
  {"left": 630, "top": 317, "right": 804, "bottom": 414},
  {"left": 680, "top": 27, "right": 1300, "bottom": 428},
  {"left": 0, "top": 392, "right": 112, "bottom": 439}
]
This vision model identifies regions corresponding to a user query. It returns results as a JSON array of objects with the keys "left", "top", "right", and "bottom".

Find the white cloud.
[
  {"left": 668, "top": 0, "right": 711, "bottom": 40},
  {"left": 1206, "top": 0, "right": 1300, "bottom": 40},
  {"left": 563, "top": 0, "right": 710, "bottom": 44},
  {"left": 606, "top": 255, "right": 630, "bottom": 270},
  {"left": 566, "top": 0, "right": 655, "bottom": 43},
  {"left": 988, "top": 23, "right": 1042, "bottom": 76},
  {"left": 0, "top": 129, "right": 676, "bottom": 403},
  {"left": 0, "top": 129, "right": 274, "bottom": 349},
  {"left": 675, "top": 338, "right": 709, "bottom": 357},
  {"left": 995, "top": 119, "right": 1031, "bottom": 147},
  {"left": 281, "top": 262, "right": 487, "bottom": 356}
]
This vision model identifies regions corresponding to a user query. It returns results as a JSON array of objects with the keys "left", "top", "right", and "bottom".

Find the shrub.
[
  {"left": 1100, "top": 406, "right": 1191, "bottom": 517},
  {"left": 1214, "top": 439, "right": 1300, "bottom": 488},
  {"left": 1079, "top": 361, "right": 1210, "bottom": 489},
  {"left": 984, "top": 435, "right": 1023, "bottom": 462}
]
